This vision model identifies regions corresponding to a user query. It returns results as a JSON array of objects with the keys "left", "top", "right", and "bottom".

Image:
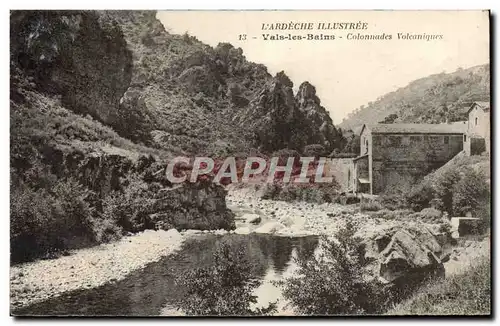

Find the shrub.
[
  {"left": 387, "top": 256, "right": 490, "bottom": 315},
  {"left": 434, "top": 169, "right": 461, "bottom": 214},
  {"left": 452, "top": 168, "right": 490, "bottom": 216},
  {"left": 379, "top": 193, "right": 407, "bottom": 211},
  {"left": 175, "top": 238, "right": 276, "bottom": 316},
  {"left": 101, "top": 175, "right": 156, "bottom": 233},
  {"left": 303, "top": 144, "right": 326, "bottom": 157},
  {"left": 475, "top": 200, "right": 491, "bottom": 234},
  {"left": 371, "top": 209, "right": 414, "bottom": 221},
  {"left": 409, "top": 207, "right": 443, "bottom": 223},
  {"left": 335, "top": 193, "right": 360, "bottom": 205},
  {"left": 406, "top": 182, "right": 435, "bottom": 212},
  {"left": 360, "top": 199, "right": 383, "bottom": 212},
  {"left": 279, "top": 222, "right": 386, "bottom": 315},
  {"left": 10, "top": 178, "right": 95, "bottom": 263}
]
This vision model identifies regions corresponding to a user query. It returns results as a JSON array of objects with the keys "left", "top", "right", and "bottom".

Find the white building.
[{"left": 464, "top": 101, "right": 490, "bottom": 156}]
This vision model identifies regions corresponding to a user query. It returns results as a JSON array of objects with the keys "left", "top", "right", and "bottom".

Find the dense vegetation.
[
  {"left": 279, "top": 222, "right": 387, "bottom": 315},
  {"left": 340, "top": 64, "right": 490, "bottom": 131},
  {"left": 388, "top": 256, "right": 490, "bottom": 315},
  {"left": 175, "top": 237, "right": 277, "bottom": 316}
]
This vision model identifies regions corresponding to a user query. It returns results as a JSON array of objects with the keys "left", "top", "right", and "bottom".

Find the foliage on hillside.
[
  {"left": 11, "top": 10, "right": 346, "bottom": 157},
  {"left": 387, "top": 255, "right": 490, "bottom": 315},
  {"left": 340, "top": 64, "right": 490, "bottom": 130}
]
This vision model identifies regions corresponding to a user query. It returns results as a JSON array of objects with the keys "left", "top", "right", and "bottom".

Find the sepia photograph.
[{"left": 9, "top": 9, "right": 491, "bottom": 317}]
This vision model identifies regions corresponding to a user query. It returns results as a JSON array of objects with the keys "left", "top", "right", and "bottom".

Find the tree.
[
  {"left": 279, "top": 222, "right": 384, "bottom": 315},
  {"left": 434, "top": 169, "right": 461, "bottom": 214},
  {"left": 452, "top": 168, "right": 490, "bottom": 216},
  {"left": 379, "top": 113, "right": 399, "bottom": 124},
  {"left": 175, "top": 238, "right": 277, "bottom": 316}
]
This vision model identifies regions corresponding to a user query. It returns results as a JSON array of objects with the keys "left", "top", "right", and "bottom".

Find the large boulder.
[
  {"left": 379, "top": 229, "right": 443, "bottom": 282},
  {"left": 359, "top": 224, "right": 446, "bottom": 283}
]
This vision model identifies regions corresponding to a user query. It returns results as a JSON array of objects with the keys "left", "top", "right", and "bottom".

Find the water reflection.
[{"left": 13, "top": 234, "right": 318, "bottom": 316}]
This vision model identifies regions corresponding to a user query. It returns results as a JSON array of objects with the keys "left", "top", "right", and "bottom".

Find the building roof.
[
  {"left": 467, "top": 101, "right": 490, "bottom": 114},
  {"left": 361, "top": 123, "right": 467, "bottom": 135},
  {"left": 352, "top": 154, "right": 369, "bottom": 161}
]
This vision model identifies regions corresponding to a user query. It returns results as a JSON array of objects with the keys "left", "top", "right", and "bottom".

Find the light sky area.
[{"left": 157, "top": 11, "right": 489, "bottom": 124}]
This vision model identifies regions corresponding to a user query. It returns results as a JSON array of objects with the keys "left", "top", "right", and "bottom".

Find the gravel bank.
[
  {"left": 10, "top": 229, "right": 184, "bottom": 309},
  {"left": 227, "top": 187, "right": 414, "bottom": 237}
]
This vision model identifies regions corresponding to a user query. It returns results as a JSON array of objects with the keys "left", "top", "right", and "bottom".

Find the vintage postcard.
[{"left": 10, "top": 10, "right": 490, "bottom": 316}]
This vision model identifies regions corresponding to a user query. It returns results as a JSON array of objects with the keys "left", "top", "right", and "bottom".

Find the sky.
[{"left": 157, "top": 11, "right": 489, "bottom": 124}]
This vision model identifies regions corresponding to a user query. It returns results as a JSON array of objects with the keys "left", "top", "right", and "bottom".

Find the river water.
[{"left": 14, "top": 234, "right": 318, "bottom": 316}]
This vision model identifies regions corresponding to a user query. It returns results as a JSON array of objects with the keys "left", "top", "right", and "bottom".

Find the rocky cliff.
[
  {"left": 11, "top": 10, "right": 344, "bottom": 156},
  {"left": 10, "top": 10, "right": 344, "bottom": 261}
]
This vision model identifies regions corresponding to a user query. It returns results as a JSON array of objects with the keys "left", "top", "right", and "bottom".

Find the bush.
[
  {"left": 10, "top": 178, "right": 95, "bottom": 263},
  {"left": 279, "top": 222, "right": 386, "bottom": 315},
  {"left": 101, "top": 175, "right": 156, "bottom": 233},
  {"left": 452, "top": 168, "right": 490, "bottom": 216},
  {"left": 175, "top": 238, "right": 276, "bottom": 316},
  {"left": 371, "top": 209, "right": 414, "bottom": 221},
  {"left": 360, "top": 199, "right": 383, "bottom": 212},
  {"left": 335, "top": 193, "right": 360, "bottom": 205},
  {"left": 406, "top": 182, "right": 435, "bottom": 212},
  {"left": 387, "top": 256, "right": 490, "bottom": 315},
  {"left": 379, "top": 193, "right": 407, "bottom": 211},
  {"left": 408, "top": 208, "right": 443, "bottom": 223},
  {"left": 303, "top": 144, "right": 326, "bottom": 157},
  {"left": 434, "top": 169, "right": 461, "bottom": 214}
]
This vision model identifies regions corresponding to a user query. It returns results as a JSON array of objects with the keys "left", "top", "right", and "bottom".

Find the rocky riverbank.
[
  {"left": 10, "top": 229, "right": 184, "bottom": 309},
  {"left": 226, "top": 186, "right": 440, "bottom": 238},
  {"left": 10, "top": 186, "right": 488, "bottom": 313}
]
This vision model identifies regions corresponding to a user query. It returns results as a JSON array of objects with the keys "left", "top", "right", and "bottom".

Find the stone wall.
[
  {"left": 371, "top": 133, "right": 463, "bottom": 194},
  {"left": 325, "top": 158, "right": 354, "bottom": 193}
]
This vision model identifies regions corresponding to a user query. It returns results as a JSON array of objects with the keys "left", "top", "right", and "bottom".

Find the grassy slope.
[
  {"left": 387, "top": 255, "right": 491, "bottom": 315},
  {"left": 422, "top": 151, "right": 490, "bottom": 186}
]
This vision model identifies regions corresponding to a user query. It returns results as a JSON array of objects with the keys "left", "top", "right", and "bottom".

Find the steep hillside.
[
  {"left": 11, "top": 10, "right": 344, "bottom": 157},
  {"left": 339, "top": 64, "right": 490, "bottom": 131},
  {"left": 10, "top": 10, "right": 346, "bottom": 262}
]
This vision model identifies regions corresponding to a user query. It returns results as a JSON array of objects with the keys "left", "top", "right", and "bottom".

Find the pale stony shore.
[
  {"left": 10, "top": 186, "right": 489, "bottom": 315},
  {"left": 10, "top": 229, "right": 185, "bottom": 310}
]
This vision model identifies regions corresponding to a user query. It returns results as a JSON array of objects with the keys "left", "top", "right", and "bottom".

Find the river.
[{"left": 13, "top": 233, "right": 319, "bottom": 316}]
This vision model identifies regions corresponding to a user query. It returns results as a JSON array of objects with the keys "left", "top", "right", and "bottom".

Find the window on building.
[
  {"left": 464, "top": 134, "right": 467, "bottom": 142},
  {"left": 444, "top": 136, "right": 449, "bottom": 144},
  {"left": 475, "top": 117, "right": 478, "bottom": 126},
  {"left": 364, "top": 140, "right": 369, "bottom": 154}
]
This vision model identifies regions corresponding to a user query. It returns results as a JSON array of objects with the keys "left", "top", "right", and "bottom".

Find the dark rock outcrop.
[
  {"left": 11, "top": 10, "right": 346, "bottom": 156},
  {"left": 239, "top": 72, "right": 344, "bottom": 153},
  {"left": 360, "top": 224, "right": 446, "bottom": 284},
  {"left": 152, "top": 181, "right": 235, "bottom": 231}
]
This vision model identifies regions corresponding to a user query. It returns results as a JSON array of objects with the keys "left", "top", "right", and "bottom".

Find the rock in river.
[
  {"left": 243, "top": 213, "right": 262, "bottom": 225},
  {"left": 254, "top": 221, "right": 285, "bottom": 234}
]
